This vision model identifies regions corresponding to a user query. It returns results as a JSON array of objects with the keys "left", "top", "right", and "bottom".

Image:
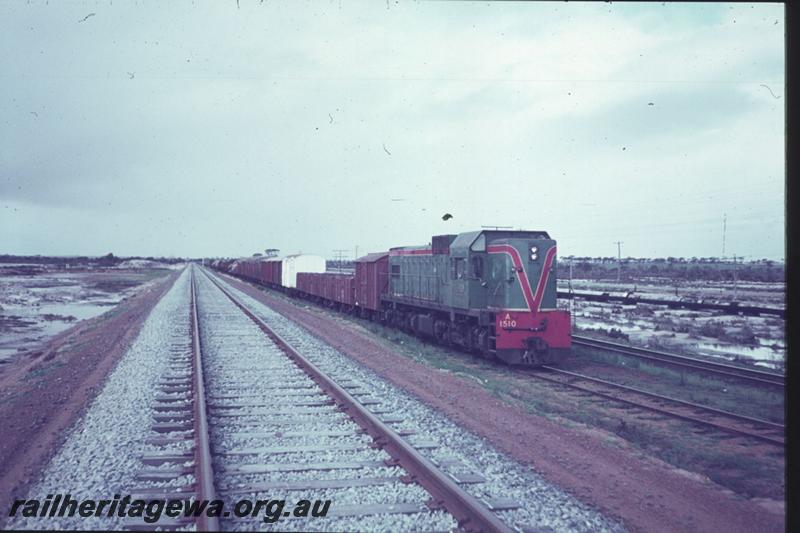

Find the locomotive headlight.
[{"left": 530, "top": 246, "right": 538, "bottom": 261}]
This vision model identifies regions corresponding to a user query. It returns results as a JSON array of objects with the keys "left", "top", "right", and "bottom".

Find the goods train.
[{"left": 212, "top": 230, "right": 571, "bottom": 365}]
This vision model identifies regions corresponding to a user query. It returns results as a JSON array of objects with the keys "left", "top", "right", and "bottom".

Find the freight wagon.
[{"left": 229, "top": 254, "right": 326, "bottom": 290}]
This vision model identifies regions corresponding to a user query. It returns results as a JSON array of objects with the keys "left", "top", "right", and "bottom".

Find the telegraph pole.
[
  {"left": 568, "top": 260, "right": 573, "bottom": 293},
  {"left": 722, "top": 213, "right": 727, "bottom": 257},
  {"left": 614, "top": 241, "right": 623, "bottom": 282},
  {"left": 568, "top": 259, "right": 575, "bottom": 328},
  {"left": 732, "top": 254, "right": 738, "bottom": 300},
  {"left": 333, "top": 249, "right": 348, "bottom": 271}
]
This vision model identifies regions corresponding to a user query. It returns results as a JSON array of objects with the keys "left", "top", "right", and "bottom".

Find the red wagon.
[{"left": 355, "top": 252, "right": 389, "bottom": 313}]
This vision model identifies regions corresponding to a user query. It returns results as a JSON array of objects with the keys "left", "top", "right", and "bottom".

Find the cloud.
[{"left": 0, "top": 1, "right": 784, "bottom": 258}]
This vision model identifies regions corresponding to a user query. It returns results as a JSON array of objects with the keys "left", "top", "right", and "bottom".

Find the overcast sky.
[{"left": 1, "top": 1, "right": 785, "bottom": 260}]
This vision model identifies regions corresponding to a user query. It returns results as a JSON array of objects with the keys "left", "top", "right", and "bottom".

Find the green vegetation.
[{"left": 564, "top": 346, "right": 784, "bottom": 424}]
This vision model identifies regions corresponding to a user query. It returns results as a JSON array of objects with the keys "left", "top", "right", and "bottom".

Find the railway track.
[
  {"left": 573, "top": 335, "right": 784, "bottom": 388},
  {"left": 125, "top": 268, "right": 220, "bottom": 530},
  {"left": 558, "top": 290, "right": 785, "bottom": 318},
  {"left": 127, "top": 265, "right": 515, "bottom": 531},
  {"left": 527, "top": 366, "right": 784, "bottom": 447}
]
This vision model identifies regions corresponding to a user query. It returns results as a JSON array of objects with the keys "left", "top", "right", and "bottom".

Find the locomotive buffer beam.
[{"left": 502, "top": 318, "right": 548, "bottom": 333}]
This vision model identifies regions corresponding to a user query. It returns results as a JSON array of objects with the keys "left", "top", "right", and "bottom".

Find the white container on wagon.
[{"left": 281, "top": 254, "right": 326, "bottom": 288}]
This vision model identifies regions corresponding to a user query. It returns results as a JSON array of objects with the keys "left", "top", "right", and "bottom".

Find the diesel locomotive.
[{"left": 217, "top": 229, "right": 571, "bottom": 366}]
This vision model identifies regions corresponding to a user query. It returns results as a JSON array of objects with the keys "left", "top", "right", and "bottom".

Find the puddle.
[
  {"left": 0, "top": 264, "right": 172, "bottom": 365},
  {"left": 0, "top": 347, "right": 20, "bottom": 363},
  {"left": 696, "top": 342, "right": 784, "bottom": 363},
  {"left": 571, "top": 300, "right": 785, "bottom": 370}
]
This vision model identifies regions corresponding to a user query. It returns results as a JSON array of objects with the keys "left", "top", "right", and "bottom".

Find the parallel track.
[
  {"left": 200, "top": 267, "right": 514, "bottom": 533},
  {"left": 528, "top": 366, "right": 784, "bottom": 447},
  {"left": 558, "top": 290, "right": 784, "bottom": 318},
  {"left": 573, "top": 335, "right": 784, "bottom": 388}
]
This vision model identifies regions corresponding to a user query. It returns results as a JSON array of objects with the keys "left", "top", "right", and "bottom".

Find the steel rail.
[
  {"left": 200, "top": 267, "right": 514, "bottom": 533},
  {"left": 573, "top": 335, "right": 784, "bottom": 388},
  {"left": 530, "top": 366, "right": 784, "bottom": 447},
  {"left": 190, "top": 267, "right": 221, "bottom": 532},
  {"left": 543, "top": 367, "right": 784, "bottom": 430}
]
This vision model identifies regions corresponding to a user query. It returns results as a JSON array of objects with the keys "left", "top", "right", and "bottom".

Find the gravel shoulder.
[
  {"left": 220, "top": 273, "right": 784, "bottom": 533},
  {"left": 0, "top": 269, "right": 181, "bottom": 525}
]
